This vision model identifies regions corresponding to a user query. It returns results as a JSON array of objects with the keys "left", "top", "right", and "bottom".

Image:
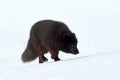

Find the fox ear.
[
  {"left": 63, "top": 33, "right": 75, "bottom": 39},
  {"left": 63, "top": 33, "right": 70, "bottom": 38},
  {"left": 62, "top": 33, "right": 73, "bottom": 43},
  {"left": 72, "top": 33, "right": 75, "bottom": 36}
]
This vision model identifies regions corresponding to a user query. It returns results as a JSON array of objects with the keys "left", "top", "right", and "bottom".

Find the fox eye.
[{"left": 71, "top": 45, "right": 76, "bottom": 47}]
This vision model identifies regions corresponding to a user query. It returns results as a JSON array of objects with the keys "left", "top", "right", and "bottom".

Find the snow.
[{"left": 0, "top": 0, "right": 120, "bottom": 80}]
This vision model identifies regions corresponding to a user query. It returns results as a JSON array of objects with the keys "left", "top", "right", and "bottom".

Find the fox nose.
[
  {"left": 70, "top": 45, "right": 79, "bottom": 54},
  {"left": 72, "top": 48, "right": 79, "bottom": 55},
  {"left": 74, "top": 49, "right": 79, "bottom": 54}
]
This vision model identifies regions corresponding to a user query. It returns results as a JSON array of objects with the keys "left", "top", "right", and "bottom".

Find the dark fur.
[{"left": 21, "top": 20, "right": 79, "bottom": 63}]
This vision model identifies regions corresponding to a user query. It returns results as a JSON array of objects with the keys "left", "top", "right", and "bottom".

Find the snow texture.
[{"left": 0, "top": 0, "right": 120, "bottom": 80}]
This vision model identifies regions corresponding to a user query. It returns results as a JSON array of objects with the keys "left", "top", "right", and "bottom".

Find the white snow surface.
[{"left": 0, "top": 0, "right": 120, "bottom": 80}]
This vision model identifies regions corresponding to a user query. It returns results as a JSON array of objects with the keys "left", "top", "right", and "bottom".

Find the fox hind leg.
[{"left": 39, "top": 46, "right": 48, "bottom": 63}]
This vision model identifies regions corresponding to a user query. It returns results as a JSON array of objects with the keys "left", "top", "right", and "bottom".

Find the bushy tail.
[{"left": 21, "top": 45, "right": 38, "bottom": 63}]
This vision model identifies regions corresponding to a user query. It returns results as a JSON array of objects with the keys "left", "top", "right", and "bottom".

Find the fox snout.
[
  {"left": 72, "top": 48, "right": 79, "bottom": 55},
  {"left": 70, "top": 45, "right": 79, "bottom": 55}
]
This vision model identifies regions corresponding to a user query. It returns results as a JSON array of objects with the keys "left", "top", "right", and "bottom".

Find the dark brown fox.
[{"left": 21, "top": 20, "right": 79, "bottom": 63}]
